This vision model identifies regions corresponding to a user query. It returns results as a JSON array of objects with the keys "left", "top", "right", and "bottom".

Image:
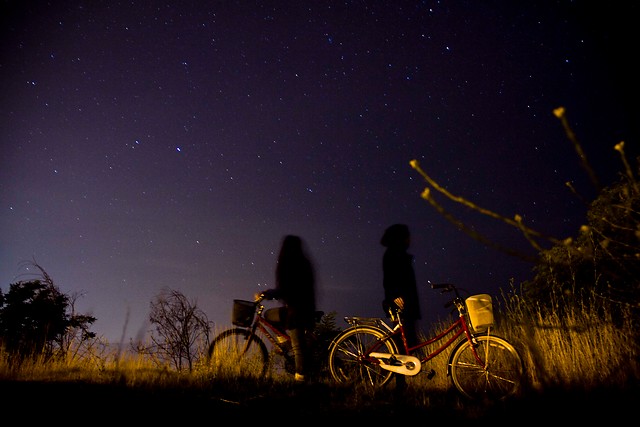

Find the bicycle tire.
[
  {"left": 328, "top": 325, "right": 398, "bottom": 387},
  {"left": 449, "top": 334, "right": 523, "bottom": 401},
  {"left": 208, "top": 328, "right": 269, "bottom": 378}
]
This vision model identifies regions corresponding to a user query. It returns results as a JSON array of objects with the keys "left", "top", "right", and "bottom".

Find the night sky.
[{"left": 1, "top": 1, "right": 637, "bottom": 343}]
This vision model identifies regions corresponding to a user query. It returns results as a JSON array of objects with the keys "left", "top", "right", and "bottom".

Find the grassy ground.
[{"left": 3, "top": 291, "right": 638, "bottom": 423}]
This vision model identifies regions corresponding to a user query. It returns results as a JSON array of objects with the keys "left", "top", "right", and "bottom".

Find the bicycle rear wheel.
[
  {"left": 449, "top": 334, "right": 523, "bottom": 401},
  {"left": 208, "top": 328, "right": 269, "bottom": 378},
  {"left": 328, "top": 326, "right": 397, "bottom": 387}
]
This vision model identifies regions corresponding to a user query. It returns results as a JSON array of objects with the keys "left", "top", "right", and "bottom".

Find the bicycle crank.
[{"left": 369, "top": 352, "right": 422, "bottom": 376}]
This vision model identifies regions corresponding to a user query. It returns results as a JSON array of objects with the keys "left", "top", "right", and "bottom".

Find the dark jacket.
[
  {"left": 265, "top": 235, "right": 316, "bottom": 329},
  {"left": 382, "top": 246, "right": 421, "bottom": 320}
]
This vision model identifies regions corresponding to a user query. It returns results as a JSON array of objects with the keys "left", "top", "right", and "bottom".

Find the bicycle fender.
[
  {"left": 369, "top": 352, "right": 421, "bottom": 376},
  {"left": 445, "top": 332, "right": 505, "bottom": 377}
]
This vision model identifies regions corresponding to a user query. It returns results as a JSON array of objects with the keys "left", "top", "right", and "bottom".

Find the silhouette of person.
[
  {"left": 381, "top": 223, "right": 422, "bottom": 390},
  {"left": 261, "top": 235, "right": 317, "bottom": 382}
]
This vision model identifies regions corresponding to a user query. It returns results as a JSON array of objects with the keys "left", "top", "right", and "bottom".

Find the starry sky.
[{"left": 1, "top": 1, "right": 637, "bottom": 343}]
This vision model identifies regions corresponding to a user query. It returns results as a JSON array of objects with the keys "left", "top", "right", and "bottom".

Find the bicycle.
[
  {"left": 207, "top": 293, "right": 325, "bottom": 379},
  {"left": 327, "top": 282, "right": 524, "bottom": 400}
]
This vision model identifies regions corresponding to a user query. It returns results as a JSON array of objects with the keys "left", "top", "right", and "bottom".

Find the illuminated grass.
[{"left": 1, "top": 292, "right": 638, "bottom": 420}]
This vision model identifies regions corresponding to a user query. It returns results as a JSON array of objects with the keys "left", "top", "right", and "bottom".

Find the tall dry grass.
[{"left": 496, "top": 287, "right": 640, "bottom": 392}]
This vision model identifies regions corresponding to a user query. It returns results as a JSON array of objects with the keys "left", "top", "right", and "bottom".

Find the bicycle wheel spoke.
[
  {"left": 208, "top": 328, "right": 269, "bottom": 378},
  {"left": 450, "top": 335, "right": 523, "bottom": 401},
  {"left": 328, "top": 326, "right": 396, "bottom": 387}
]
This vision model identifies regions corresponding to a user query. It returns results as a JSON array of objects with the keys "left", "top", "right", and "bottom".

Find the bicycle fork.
[{"left": 239, "top": 326, "right": 260, "bottom": 356}]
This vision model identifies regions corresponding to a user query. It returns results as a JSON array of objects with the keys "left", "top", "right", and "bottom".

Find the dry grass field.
[{"left": 2, "top": 288, "right": 639, "bottom": 423}]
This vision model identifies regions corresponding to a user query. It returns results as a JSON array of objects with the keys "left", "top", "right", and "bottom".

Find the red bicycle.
[
  {"left": 327, "top": 283, "right": 523, "bottom": 400},
  {"left": 207, "top": 293, "right": 325, "bottom": 379}
]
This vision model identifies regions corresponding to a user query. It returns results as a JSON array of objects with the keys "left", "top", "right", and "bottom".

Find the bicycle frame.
[
  {"left": 403, "top": 313, "right": 484, "bottom": 366},
  {"left": 245, "top": 301, "right": 290, "bottom": 352},
  {"left": 349, "top": 298, "right": 488, "bottom": 372},
  {"left": 247, "top": 297, "right": 325, "bottom": 349}
]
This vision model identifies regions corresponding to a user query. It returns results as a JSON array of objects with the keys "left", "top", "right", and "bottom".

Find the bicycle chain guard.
[{"left": 369, "top": 352, "right": 422, "bottom": 376}]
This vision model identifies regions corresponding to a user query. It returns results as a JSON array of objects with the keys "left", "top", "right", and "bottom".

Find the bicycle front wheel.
[
  {"left": 208, "top": 328, "right": 269, "bottom": 378},
  {"left": 328, "top": 326, "right": 397, "bottom": 387},
  {"left": 449, "top": 334, "right": 523, "bottom": 401}
]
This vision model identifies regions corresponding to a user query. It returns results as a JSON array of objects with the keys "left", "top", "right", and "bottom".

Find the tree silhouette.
[
  {"left": 0, "top": 261, "right": 96, "bottom": 363},
  {"left": 526, "top": 157, "right": 640, "bottom": 316},
  {"left": 411, "top": 107, "right": 640, "bottom": 315},
  {"left": 134, "top": 288, "right": 212, "bottom": 372}
]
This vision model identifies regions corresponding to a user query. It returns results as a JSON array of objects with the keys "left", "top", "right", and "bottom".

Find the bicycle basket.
[
  {"left": 232, "top": 299, "right": 256, "bottom": 327},
  {"left": 465, "top": 294, "right": 494, "bottom": 332}
]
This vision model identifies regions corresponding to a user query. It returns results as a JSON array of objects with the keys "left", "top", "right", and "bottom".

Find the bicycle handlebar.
[
  {"left": 430, "top": 282, "right": 462, "bottom": 296},
  {"left": 430, "top": 282, "right": 455, "bottom": 291},
  {"left": 429, "top": 282, "right": 465, "bottom": 309},
  {"left": 255, "top": 292, "right": 276, "bottom": 303}
]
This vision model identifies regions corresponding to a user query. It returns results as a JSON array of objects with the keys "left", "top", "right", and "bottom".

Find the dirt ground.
[{"left": 2, "top": 379, "right": 638, "bottom": 423}]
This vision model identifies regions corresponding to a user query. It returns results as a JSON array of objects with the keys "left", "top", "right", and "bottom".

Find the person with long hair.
[{"left": 262, "top": 235, "right": 316, "bottom": 382}]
